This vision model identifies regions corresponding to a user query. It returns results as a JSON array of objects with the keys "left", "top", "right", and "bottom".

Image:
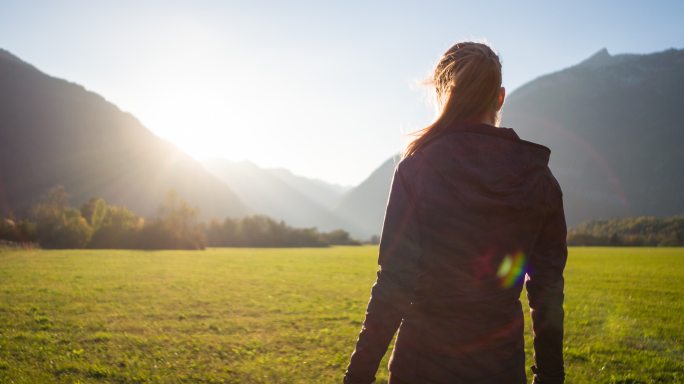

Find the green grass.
[{"left": 0, "top": 246, "right": 682, "bottom": 383}]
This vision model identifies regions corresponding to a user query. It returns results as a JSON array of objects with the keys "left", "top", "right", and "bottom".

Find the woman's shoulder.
[
  {"left": 392, "top": 152, "right": 430, "bottom": 198},
  {"left": 395, "top": 151, "right": 425, "bottom": 176}
]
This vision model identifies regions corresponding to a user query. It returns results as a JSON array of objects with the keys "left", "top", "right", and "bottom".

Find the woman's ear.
[{"left": 496, "top": 86, "right": 506, "bottom": 111}]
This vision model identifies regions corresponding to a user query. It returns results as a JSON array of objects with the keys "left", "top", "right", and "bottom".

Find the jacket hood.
[{"left": 416, "top": 122, "right": 551, "bottom": 206}]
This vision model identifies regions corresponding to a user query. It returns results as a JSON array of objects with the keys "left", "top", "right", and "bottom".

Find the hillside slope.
[
  {"left": 0, "top": 49, "right": 245, "bottom": 219},
  {"left": 504, "top": 47, "right": 684, "bottom": 225},
  {"left": 333, "top": 155, "right": 400, "bottom": 238}
]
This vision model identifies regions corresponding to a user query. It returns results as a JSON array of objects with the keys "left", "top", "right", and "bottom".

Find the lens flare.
[{"left": 497, "top": 250, "right": 526, "bottom": 288}]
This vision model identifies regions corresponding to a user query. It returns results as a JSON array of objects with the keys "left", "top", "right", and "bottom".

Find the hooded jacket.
[{"left": 344, "top": 122, "right": 567, "bottom": 384}]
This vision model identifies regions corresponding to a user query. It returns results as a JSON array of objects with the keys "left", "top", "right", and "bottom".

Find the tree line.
[
  {"left": 0, "top": 186, "right": 360, "bottom": 249},
  {"left": 567, "top": 216, "right": 684, "bottom": 246}
]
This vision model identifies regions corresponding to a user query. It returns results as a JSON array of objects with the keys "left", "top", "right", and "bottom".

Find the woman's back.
[
  {"left": 388, "top": 122, "right": 564, "bottom": 383},
  {"left": 344, "top": 42, "right": 567, "bottom": 384}
]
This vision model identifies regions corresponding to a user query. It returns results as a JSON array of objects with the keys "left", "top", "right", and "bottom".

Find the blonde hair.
[{"left": 404, "top": 42, "right": 502, "bottom": 158}]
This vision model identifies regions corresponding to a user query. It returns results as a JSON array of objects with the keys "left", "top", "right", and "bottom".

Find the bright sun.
[
  {"left": 110, "top": 19, "right": 265, "bottom": 163},
  {"left": 138, "top": 84, "right": 240, "bottom": 160}
]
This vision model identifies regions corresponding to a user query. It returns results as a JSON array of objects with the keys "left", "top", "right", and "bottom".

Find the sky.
[{"left": 1, "top": 1, "right": 683, "bottom": 185}]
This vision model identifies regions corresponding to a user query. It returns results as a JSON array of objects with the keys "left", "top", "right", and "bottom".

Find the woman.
[{"left": 344, "top": 42, "right": 567, "bottom": 384}]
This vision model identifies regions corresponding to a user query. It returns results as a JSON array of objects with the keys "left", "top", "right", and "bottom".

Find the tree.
[
  {"left": 138, "top": 190, "right": 205, "bottom": 249},
  {"left": 320, "top": 229, "right": 360, "bottom": 245},
  {"left": 82, "top": 198, "right": 143, "bottom": 249},
  {"left": 81, "top": 197, "right": 108, "bottom": 229},
  {"left": 609, "top": 233, "right": 621, "bottom": 246},
  {"left": 567, "top": 216, "right": 684, "bottom": 246},
  {"left": 31, "top": 186, "right": 92, "bottom": 249}
]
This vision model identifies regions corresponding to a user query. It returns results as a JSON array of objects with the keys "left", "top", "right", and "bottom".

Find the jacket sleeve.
[
  {"left": 344, "top": 162, "right": 422, "bottom": 384},
  {"left": 526, "top": 174, "right": 568, "bottom": 384}
]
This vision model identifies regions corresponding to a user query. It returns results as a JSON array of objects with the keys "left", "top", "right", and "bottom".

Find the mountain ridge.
[
  {"left": 0, "top": 48, "right": 246, "bottom": 219},
  {"left": 202, "top": 158, "right": 359, "bottom": 233}
]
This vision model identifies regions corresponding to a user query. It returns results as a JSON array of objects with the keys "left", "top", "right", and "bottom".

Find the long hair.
[{"left": 404, "top": 42, "right": 502, "bottom": 158}]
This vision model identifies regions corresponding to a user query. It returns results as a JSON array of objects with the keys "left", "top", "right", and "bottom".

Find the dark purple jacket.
[{"left": 344, "top": 122, "right": 567, "bottom": 384}]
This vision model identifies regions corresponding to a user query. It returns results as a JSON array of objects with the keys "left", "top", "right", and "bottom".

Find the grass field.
[{"left": 0, "top": 246, "right": 682, "bottom": 383}]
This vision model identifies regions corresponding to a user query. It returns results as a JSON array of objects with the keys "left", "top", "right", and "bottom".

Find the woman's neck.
[{"left": 478, "top": 111, "right": 500, "bottom": 127}]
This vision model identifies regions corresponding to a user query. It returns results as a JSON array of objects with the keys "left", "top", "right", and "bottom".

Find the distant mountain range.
[
  {"left": 339, "top": 48, "right": 684, "bottom": 235},
  {"left": 1, "top": 47, "right": 682, "bottom": 239},
  {"left": 203, "top": 158, "right": 354, "bottom": 232},
  {"left": 266, "top": 166, "right": 351, "bottom": 209}
]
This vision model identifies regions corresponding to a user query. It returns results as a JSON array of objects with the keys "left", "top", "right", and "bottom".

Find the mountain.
[
  {"left": 339, "top": 48, "right": 684, "bottom": 235},
  {"left": 0, "top": 49, "right": 246, "bottom": 219},
  {"left": 203, "top": 159, "right": 357, "bottom": 233},
  {"left": 333, "top": 155, "right": 400, "bottom": 238},
  {"left": 266, "top": 167, "right": 351, "bottom": 210},
  {"left": 504, "top": 47, "right": 684, "bottom": 226}
]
